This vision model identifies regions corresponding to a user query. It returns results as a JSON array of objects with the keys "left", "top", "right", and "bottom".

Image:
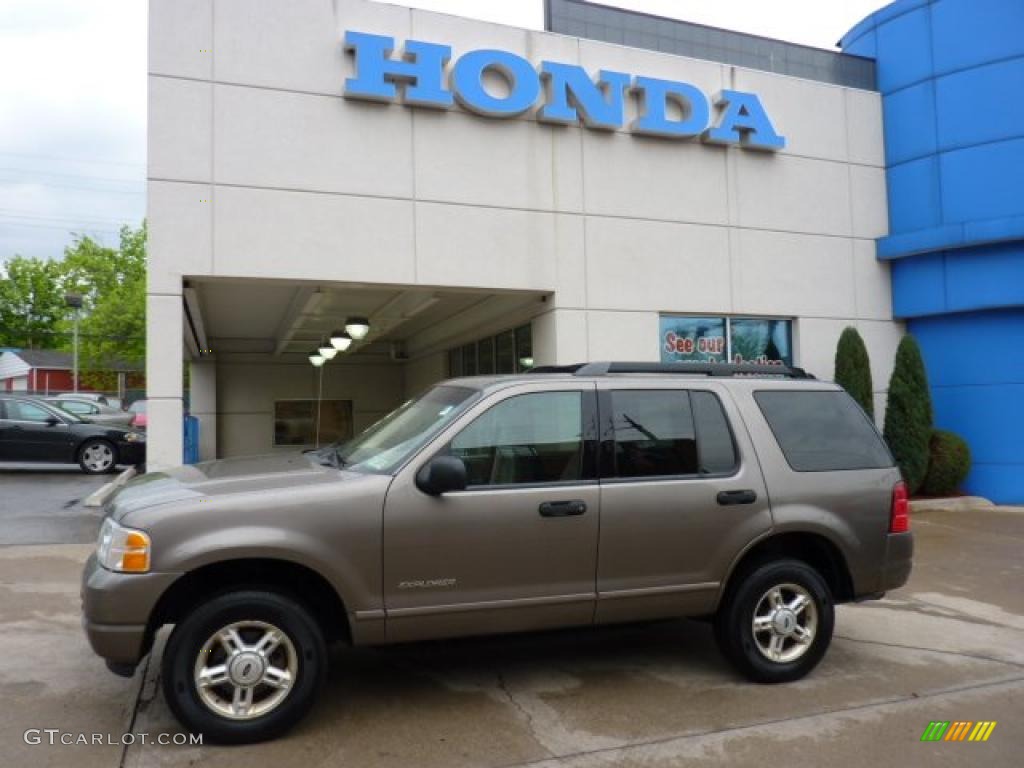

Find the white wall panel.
[
  {"left": 414, "top": 203, "right": 557, "bottom": 290},
  {"left": 214, "top": 186, "right": 415, "bottom": 283},
  {"left": 214, "top": 84, "right": 414, "bottom": 198},
  {"left": 584, "top": 217, "right": 731, "bottom": 312},
  {"left": 732, "top": 230, "right": 856, "bottom": 319},
  {"left": 148, "top": 181, "right": 212, "bottom": 294},
  {"left": 148, "top": 77, "right": 211, "bottom": 182}
]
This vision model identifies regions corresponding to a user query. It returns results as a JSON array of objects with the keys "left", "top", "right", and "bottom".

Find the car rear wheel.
[
  {"left": 78, "top": 439, "right": 117, "bottom": 474},
  {"left": 714, "top": 559, "right": 834, "bottom": 684},
  {"left": 161, "top": 590, "right": 327, "bottom": 744}
]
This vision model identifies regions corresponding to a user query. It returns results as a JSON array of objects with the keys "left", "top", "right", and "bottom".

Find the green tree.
[
  {"left": 834, "top": 326, "right": 874, "bottom": 419},
  {"left": 883, "top": 335, "right": 933, "bottom": 494},
  {"left": 58, "top": 223, "right": 147, "bottom": 385},
  {"left": 0, "top": 255, "right": 66, "bottom": 348}
]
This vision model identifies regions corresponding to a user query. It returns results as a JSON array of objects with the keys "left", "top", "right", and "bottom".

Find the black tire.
[
  {"left": 714, "top": 559, "right": 834, "bottom": 684},
  {"left": 161, "top": 590, "right": 327, "bottom": 744},
  {"left": 77, "top": 438, "right": 118, "bottom": 474}
]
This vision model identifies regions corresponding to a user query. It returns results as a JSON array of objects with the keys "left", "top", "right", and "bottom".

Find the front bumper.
[
  {"left": 114, "top": 440, "right": 146, "bottom": 466},
  {"left": 80, "top": 552, "right": 179, "bottom": 668}
]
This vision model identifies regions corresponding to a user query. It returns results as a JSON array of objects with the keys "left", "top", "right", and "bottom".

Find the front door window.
[{"left": 450, "top": 391, "right": 583, "bottom": 486}]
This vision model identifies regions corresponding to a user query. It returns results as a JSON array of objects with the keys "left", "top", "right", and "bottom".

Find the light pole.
[{"left": 64, "top": 293, "right": 83, "bottom": 392}]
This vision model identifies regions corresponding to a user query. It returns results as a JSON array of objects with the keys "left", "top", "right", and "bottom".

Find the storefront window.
[
  {"left": 660, "top": 315, "right": 792, "bottom": 366},
  {"left": 477, "top": 337, "right": 495, "bottom": 375},
  {"left": 274, "top": 399, "right": 353, "bottom": 446},
  {"left": 495, "top": 330, "right": 516, "bottom": 373},
  {"left": 660, "top": 316, "right": 727, "bottom": 363},
  {"left": 729, "top": 318, "right": 792, "bottom": 366},
  {"left": 449, "top": 324, "right": 533, "bottom": 376}
]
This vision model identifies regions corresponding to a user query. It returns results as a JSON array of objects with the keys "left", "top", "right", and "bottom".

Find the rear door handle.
[
  {"left": 717, "top": 490, "right": 757, "bottom": 506},
  {"left": 539, "top": 500, "right": 587, "bottom": 517}
]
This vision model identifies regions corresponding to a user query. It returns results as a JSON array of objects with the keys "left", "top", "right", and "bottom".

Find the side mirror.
[
  {"left": 416, "top": 455, "right": 468, "bottom": 496},
  {"left": 45, "top": 415, "right": 60, "bottom": 426}
]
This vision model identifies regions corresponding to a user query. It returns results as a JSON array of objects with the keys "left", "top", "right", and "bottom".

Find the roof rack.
[{"left": 529, "top": 361, "right": 815, "bottom": 379}]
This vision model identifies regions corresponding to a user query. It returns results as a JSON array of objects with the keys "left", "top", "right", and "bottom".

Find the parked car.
[
  {"left": 57, "top": 391, "right": 111, "bottom": 406},
  {"left": 45, "top": 397, "right": 134, "bottom": 427},
  {"left": 128, "top": 399, "right": 147, "bottom": 428},
  {"left": 81, "top": 362, "right": 912, "bottom": 743},
  {"left": 0, "top": 395, "right": 146, "bottom": 473}
]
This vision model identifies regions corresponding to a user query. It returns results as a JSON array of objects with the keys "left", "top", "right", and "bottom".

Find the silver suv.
[{"left": 81, "top": 362, "right": 913, "bottom": 743}]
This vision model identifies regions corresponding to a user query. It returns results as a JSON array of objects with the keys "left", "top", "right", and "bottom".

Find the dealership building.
[{"left": 146, "top": 0, "right": 1022, "bottom": 502}]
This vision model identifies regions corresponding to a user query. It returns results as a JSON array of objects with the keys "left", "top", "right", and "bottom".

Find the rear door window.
[
  {"left": 608, "top": 390, "right": 698, "bottom": 478},
  {"left": 606, "top": 390, "right": 739, "bottom": 479},
  {"left": 754, "top": 390, "right": 893, "bottom": 471}
]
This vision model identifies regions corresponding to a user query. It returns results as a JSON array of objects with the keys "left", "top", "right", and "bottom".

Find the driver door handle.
[{"left": 539, "top": 500, "right": 587, "bottom": 517}]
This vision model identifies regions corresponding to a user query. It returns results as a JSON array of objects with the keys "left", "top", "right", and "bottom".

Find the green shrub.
[
  {"left": 834, "top": 326, "right": 874, "bottom": 419},
  {"left": 883, "top": 335, "right": 933, "bottom": 494},
  {"left": 922, "top": 430, "right": 971, "bottom": 496}
]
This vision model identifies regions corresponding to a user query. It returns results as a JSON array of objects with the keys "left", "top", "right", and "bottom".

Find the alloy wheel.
[
  {"left": 193, "top": 620, "right": 299, "bottom": 720},
  {"left": 751, "top": 582, "right": 818, "bottom": 663}
]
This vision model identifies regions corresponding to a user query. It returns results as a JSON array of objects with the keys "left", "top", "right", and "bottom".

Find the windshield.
[{"left": 314, "top": 385, "right": 478, "bottom": 474}]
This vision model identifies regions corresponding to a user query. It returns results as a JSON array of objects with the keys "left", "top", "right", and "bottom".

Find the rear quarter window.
[{"left": 754, "top": 390, "right": 893, "bottom": 472}]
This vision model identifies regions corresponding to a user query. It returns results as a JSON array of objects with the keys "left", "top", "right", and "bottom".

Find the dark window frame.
[
  {"left": 597, "top": 388, "right": 740, "bottom": 484},
  {"left": 754, "top": 389, "right": 895, "bottom": 473},
  {"left": 439, "top": 388, "right": 600, "bottom": 491}
]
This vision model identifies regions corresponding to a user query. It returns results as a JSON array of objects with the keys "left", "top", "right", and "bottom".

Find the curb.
[
  {"left": 83, "top": 466, "right": 138, "bottom": 508},
  {"left": 910, "top": 496, "right": 994, "bottom": 513}
]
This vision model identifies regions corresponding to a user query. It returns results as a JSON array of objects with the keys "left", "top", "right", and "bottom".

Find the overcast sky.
[{"left": 0, "top": 0, "right": 884, "bottom": 262}]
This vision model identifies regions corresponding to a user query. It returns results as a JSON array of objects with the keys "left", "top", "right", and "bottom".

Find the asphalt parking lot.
[
  {"left": 0, "top": 464, "right": 109, "bottom": 545},
  {"left": 0, "top": 473, "right": 1021, "bottom": 767}
]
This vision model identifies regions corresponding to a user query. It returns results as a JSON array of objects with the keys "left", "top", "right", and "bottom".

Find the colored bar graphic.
[
  {"left": 921, "top": 721, "right": 997, "bottom": 742},
  {"left": 968, "top": 722, "right": 997, "bottom": 742},
  {"left": 944, "top": 721, "right": 972, "bottom": 741},
  {"left": 921, "top": 722, "right": 949, "bottom": 741}
]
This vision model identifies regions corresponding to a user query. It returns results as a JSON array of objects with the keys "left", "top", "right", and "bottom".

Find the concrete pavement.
[{"left": 0, "top": 506, "right": 1021, "bottom": 767}]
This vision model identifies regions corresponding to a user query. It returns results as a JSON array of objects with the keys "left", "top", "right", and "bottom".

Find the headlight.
[
  {"left": 123, "top": 432, "right": 144, "bottom": 442},
  {"left": 96, "top": 518, "right": 151, "bottom": 573}
]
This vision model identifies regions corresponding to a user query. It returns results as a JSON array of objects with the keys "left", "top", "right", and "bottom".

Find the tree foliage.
[
  {"left": 834, "top": 326, "right": 874, "bottom": 419},
  {"left": 1, "top": 223, "right": 146, "bottom": 384},
  {"left": 922, "top": 429, "right": 971, "bottom": 496},
  {"left": 883, "top": 335, "right": 934, "bottom": 494},
  {"left": 0, "top": 255, "right": 66, "bottom": 348},
  {"left": 60, "top": 224, "right": 147, "bottom": 373}
]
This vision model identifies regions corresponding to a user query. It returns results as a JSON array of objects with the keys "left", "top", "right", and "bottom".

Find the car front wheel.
[
  {"left": 714, "top": 559, "right": 834, "bottom": 684},
  {"left": 161, "top": 590, "right": 327, "bottom": 744},
  {"left": 78, "top": 439, "right": 117, "bottom": 474}
]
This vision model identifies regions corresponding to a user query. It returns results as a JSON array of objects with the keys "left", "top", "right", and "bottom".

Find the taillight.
[{"left": 890, "top": 481, "right": 910, "bottom": 533}]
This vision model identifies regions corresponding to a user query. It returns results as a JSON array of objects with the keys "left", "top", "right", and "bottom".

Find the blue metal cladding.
[
  {"left": 842, "top": 0, "right": 1024, "bottom": 502},
  {"left": 911, "top": 311, "right": 1024, "bottom": 502}
]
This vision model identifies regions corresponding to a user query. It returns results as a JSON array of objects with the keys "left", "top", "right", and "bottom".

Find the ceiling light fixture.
[
  {"left": 345, "top": 316, "right": 370, "bottom": 340},
  {"left": 330, "top": 329, "right": 353, "bottom": 351}
]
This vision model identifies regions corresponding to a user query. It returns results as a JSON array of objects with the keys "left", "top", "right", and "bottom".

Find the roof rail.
[
  {"left": 530, "top": 361, "right": 815, "bottom": 379},
  {"left": 526, "top": 364, "right": 588, "bottom": 374}
]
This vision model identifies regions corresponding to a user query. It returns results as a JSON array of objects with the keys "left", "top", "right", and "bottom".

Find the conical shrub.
[
  {"left": 834, "top": 326, "right": 874, "bottom": 419},
  {"left": 883, "top": 335, "right": 933, "bottom": 494}
]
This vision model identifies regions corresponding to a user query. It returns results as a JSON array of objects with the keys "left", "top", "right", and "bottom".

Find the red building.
[{"left": 0, "top": 349, "right": 143, "bottom": 395}]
